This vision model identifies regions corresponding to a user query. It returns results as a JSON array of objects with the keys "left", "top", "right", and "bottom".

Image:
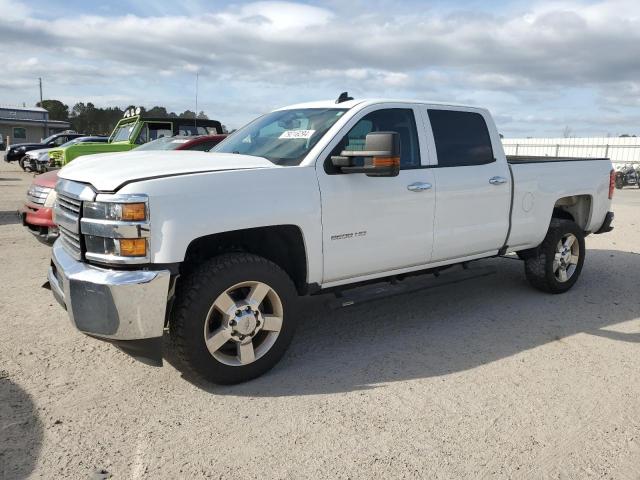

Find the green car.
[{"left": 48, "top": 108, "right": 223, "bottom": 166}]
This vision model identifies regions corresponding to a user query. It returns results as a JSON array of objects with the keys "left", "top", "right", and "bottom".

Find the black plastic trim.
[
  {"left": 110, "top": 337, "right": 163, "bottom": 367},
  {"left": 507, "top": 156, "right": 609, "bottom": 164},
  {"left": 594, "top": 211, "right": 614, "bottom": 234}
]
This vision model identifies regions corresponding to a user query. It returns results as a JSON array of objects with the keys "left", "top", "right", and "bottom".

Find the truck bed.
[
  {"left": 507, "top": 155, "right": 609, "bottom": 164},
  {"left": 506, "top": 156, "right": 612, "bottom": 251}
]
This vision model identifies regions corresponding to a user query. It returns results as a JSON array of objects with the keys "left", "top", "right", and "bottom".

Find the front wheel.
[
  {"left": 524, "top": 219, "right": 585, "bottom": 294},
  {"left": 19, "top": 156, "right": 30, "bottom": 171},
  {"left": 170, "top": 253, "right": 298, "bottom": 384}
]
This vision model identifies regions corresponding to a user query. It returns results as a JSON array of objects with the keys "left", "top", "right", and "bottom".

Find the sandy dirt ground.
[{"left": 1, "top": 159, "right": 639, "bottom": 480}]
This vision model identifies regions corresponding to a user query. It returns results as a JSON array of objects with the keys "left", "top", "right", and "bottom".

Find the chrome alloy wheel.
[
  {"left": 203, "top": 281, "right": 283, "bottom": 366},
  {"left": 553, "top": 233, "right": 580, "bottom": 282}
]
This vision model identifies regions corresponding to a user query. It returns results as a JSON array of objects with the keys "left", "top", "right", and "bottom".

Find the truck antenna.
[
  {"left": 194, "top": 71, "right": 199, "bottom": 130},
  {"left": 336, "top": 92, "right": 353, "bottom": 104}
]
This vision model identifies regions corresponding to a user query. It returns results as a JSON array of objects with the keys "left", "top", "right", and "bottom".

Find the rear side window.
[{"left": 428, "top": 110, "right": 494, "bottom": 167}]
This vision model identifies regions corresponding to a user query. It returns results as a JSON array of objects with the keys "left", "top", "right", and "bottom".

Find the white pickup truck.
[{"left": 48, "top": 95, "right": 615, "bottom": 384}]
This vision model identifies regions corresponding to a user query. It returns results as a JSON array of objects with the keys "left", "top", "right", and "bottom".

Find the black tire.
[
  {"left": 19, "top": 156, "right": 28, "bottom": 171},
  {"left": 170, "top": 253, "right": 298, "bottom": 384},
  {"left": 615, "top": 176, "right": 623, "bottom": 189},
  {"left": 524, "top": 219, "right": 585, "bottom": 294}
]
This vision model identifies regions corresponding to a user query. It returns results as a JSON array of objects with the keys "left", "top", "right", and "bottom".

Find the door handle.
[
  {"left": 407, "top": 182, "right": 432, "bottom": 192},
  {"left": 489, "top": 176, "right": 507, "bottom": 185}
]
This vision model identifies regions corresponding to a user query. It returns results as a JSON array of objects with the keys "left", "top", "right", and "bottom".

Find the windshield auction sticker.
[{"left": 279, "top": 130, "right": 315, "bottom": 139}]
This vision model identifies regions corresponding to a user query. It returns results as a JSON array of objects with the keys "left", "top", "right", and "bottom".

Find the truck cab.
[{"left": 48, "top": 108, "right": 223, "bottom": 166}]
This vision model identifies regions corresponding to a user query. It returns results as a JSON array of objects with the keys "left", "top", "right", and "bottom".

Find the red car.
[{"left": 22, "top": 134, "right": 227, "bottom": 242}]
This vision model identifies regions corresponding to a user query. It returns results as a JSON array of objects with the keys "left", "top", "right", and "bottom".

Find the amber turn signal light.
[
  {"left": 121, "top": 203, "right": 146, "bottom": 221},
  {"left": 372, "top": 156, "right": 400, "bottom": 167},
  {"left": 119, "top": 238, "right": 147, "bottom": 257}
]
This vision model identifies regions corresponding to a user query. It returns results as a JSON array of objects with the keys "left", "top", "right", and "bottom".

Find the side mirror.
[{"left": 330, "top": 132, "right": 400, "bottom": 177}]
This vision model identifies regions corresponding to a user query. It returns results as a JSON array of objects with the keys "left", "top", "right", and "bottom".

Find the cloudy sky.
[{"left": 1, "top": 0, "right": 638, "bottom": 136}]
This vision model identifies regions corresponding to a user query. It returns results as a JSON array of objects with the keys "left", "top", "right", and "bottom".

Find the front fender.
[{"left": 116, "top": 166, "right": 323, "bottom": 284}]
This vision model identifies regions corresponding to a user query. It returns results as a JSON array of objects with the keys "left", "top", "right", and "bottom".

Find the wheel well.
[
  {"left": 552, "top": 195, "right": 592, "bottom": 230},
  {"left": 183, "top": 225, "right": 308, "bottom": 294}
]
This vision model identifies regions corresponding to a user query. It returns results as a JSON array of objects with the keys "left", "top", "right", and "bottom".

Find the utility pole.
[{"left": 39, "top": 77, "right": 48, "bottom": 138}]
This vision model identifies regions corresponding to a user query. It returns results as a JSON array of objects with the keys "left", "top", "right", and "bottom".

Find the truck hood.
[
  {"left": 26, "top": 148, "right": 50, "bottom": 157},
  {"left": 9, "top": 142, "right": 44, "bottom": 150},
  {"left": 57, "top": 150, "right": 276, "bottom": 191}
]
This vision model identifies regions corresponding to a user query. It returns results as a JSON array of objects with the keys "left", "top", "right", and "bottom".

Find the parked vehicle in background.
[
  {"left": 48, "top": 96, "right": 615, "bottom": 384},
  {"left": 22, "top": 136, "right": 108, "bottom": 172},
  {"left": 614, "top": 164, "right": 640, "bottom": 189},
  {"left": 47, "top": 108, "right": 223, "bottom": 166},
  {"left": 22, "top": 134, "right": 227, "bottom": 243},
  {"left": 133, "top": 134, "right": 227, "bottom": 153},
  {"left": 4, "top": 131, "right": 86, "bottom": 164}
]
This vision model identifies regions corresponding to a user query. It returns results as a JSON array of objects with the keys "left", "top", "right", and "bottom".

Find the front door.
[{"left": 317, "top": 106, "right": 436, "bottom": 284}]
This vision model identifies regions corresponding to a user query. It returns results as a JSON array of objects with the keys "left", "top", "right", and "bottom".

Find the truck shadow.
[
  {"left": 0, "top": 211, "right": 22, "bottom": 226},
  {"left": 169, "top": 248, "right": 640, "bottom": 397},
  {"left": 0, "top": 373, "right": 43, "bottom": 480}
]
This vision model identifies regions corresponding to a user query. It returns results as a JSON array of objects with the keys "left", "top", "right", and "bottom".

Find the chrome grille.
[
  {"left": 57, "top": 193, "right": 81, "bottom": 214},
  {"left": 54, "top": 180, "right": 95, "bottom": 261},
  {"left": 56, "top": 192, "right": 82, "bottom": 260},
  {"left": 26, "top": 185, "right": 52, "bottom": 206}
]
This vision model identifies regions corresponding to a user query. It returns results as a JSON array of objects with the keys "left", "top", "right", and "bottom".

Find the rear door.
[
  {"left": 426, "top": 108, "right": 511, "bottom": 261},
  {"left": 317, "top": 104, "right": 436, "bottom": 283}
]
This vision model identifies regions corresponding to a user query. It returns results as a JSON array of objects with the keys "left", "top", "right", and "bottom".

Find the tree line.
[{"left": 37, "top": 100, "right": 219, "bottom": 135}]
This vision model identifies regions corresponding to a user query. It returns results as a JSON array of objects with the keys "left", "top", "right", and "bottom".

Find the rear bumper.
[
  {"left": 595, "top": 211, "right": 614, "bottom": 234},
  {"left": 48, "top": 240, "right": 171, "bottom": 365}
]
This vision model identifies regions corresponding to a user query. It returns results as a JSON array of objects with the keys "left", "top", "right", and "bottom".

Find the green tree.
[
  {"left": 179, "top": 110, "right": 196, "bottom": 119},
  {"left": 37, "top": 100, "right": 69, "bottom": 122}
]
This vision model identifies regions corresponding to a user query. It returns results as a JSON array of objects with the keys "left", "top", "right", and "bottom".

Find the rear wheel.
[
  {"left": 524, "top": 219, "right": 585, "bottom": 294},
  {"left": 170, "top": 253, "right": 298, "bottom": 384},
  {"left": 615, "top": 177, "right": 623, "bottom": 189}
]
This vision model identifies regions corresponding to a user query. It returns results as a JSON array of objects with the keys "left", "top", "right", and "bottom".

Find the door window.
[
  {"left": 328, "top": 108, "right": 421, "bottom": 171},
  {"left": 148, "top": 123, "right": 173, "bottom": 141},
  {"left": 428, "top": 110, "right": 494, "bottom": 167}
]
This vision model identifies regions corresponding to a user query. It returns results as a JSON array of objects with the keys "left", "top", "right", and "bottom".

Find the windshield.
[
  {"left": 213, "top": 108, "right": 347, "bottom": 165},
  {"left": 135, "top": 136, "right": 192, "bottom": 151},
  {"left": 59, "top": 137, "right": 90, "bottom": 148},
  {"left": 111, "top": 121, "right": 137, "bottom": 142},
  {"left": 42, "top": 134, "right": 59, "bottom": 144}
]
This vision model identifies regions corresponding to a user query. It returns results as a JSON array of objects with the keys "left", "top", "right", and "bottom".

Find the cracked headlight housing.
[{"left": 44, "top": 189, "right": 57, "bottom": 208}]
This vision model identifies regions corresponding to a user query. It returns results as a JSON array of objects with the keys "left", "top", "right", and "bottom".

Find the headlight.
[
  {"left": 84, "top": 201, "right": 147, "bottom": 221},
  {"left": 80, "top": 194, "right": 150, "bottom": 264},
  {"left": 37, "top": 152, "right": 49, "bottom": 161},
  {"left": 44, "top": 189, "right": 57, "bottom": 208}
]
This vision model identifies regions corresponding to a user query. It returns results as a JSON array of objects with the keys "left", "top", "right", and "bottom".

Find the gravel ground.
[{"left": 1, "top": 160, "right": 639, "bottom": 480}]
